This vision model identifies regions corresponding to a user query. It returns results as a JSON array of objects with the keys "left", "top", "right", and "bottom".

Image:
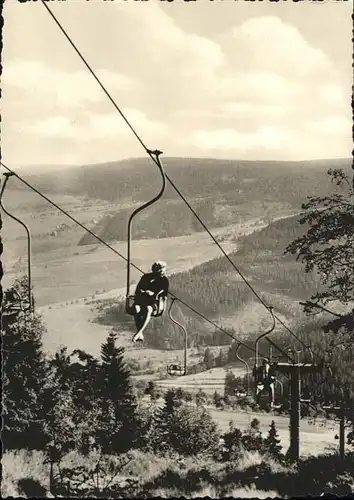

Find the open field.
[
  {"left": 4, "top": 224, "right": 240, "bottom": 307},
  {"left": 153, "top": 366, "right": 246, "bottom": 394}
]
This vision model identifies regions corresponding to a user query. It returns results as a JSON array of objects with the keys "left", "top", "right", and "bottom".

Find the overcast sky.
[{"left": 2, "top": 0, "right": 353, "bottom": 169}]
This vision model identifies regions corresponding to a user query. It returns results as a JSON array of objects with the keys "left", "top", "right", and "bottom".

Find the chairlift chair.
[
  {"left": 125, "top": 150, "right": 166, "bottom": 318},
  {"left": 165, "top": 298, "right": 187, "bottom": 377},
  {"left": 167, "top": 364, "right": 184, "bottom": 377},
  {"left": 1, "top": 172, "right": 34, "bottom": 317},
  {"left": 125, "top": 294, "right": 165, "bottom": 318}
]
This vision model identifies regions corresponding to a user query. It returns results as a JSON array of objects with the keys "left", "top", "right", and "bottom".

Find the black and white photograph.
[{"left": 1, "top": 0, "right": 353, "bottom": 497}]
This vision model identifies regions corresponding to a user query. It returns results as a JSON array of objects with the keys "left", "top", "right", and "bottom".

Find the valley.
[
  {"left": 3, "top": 156, "right": 350, "bottom": 366},
  {"left": 2, "top": 156, "right": 352, "bottom": 471}
]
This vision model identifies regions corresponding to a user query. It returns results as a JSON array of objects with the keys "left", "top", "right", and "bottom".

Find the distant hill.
[
  {"left": 15, "top": 157, "right": 351, "bottom": 205},
  {"left": 22, "top": 156, "right": 342, "bottom": 245}
]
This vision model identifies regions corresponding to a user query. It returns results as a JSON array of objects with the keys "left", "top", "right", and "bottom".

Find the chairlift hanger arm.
[
  {"left": 126, "top": 151, "right": 166, "bottom": 299},
  {"left": 235, "top": 343, "right": 248, "bottom": 368},
  {"left": 168, "top": 297, "right": 187, "bottom": 376},
  {"left": 235, "top": 343, "right": 250, "bottom": 393},
  {"left": 0, "top": 172, "right": 33, "bottom": 312},
  {"left": 255, "top": 307, "right": 290, "bottom": 367}
]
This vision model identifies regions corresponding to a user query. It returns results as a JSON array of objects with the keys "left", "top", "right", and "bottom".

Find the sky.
[{"left": 2, "top": 0, "right": 353, "bottom": 169}]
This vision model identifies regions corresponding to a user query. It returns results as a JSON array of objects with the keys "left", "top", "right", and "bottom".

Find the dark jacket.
[{"left": 134, "top": 272, "right": 169, "bottom": 304}]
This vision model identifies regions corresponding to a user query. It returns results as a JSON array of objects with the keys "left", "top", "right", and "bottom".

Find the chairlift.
[
  {"left": 125, "top": 294, "right": 165, "bottom": 318},
  {"left": 166, "top": 298, "right": 187, "bottom": 377},
  {"left": 235, "top": 343, "right": 251, "bottom": 397},
  {"left": 1, "top": 172, "right": 34, "bottom": 319},
  {"left": 125, "top": 150, "right": 166, "bottom": 319},
  {"left": 167, "top": 364, "right": 184, "bottom": 376}
]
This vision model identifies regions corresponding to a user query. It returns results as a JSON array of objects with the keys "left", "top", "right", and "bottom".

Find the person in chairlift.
[{"left": 132, "top": 261, "right": 169, "bottom": 343}]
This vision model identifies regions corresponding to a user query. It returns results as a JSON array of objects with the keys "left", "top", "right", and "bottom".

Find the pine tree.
[
  {"left": 153, "top": 391, "right": 219, "bottom": 456},
  {"left": 203, "top": 347, "right": 214, "bottom": 370},
  {"left": 224, "top": 369, "right": 237, "bottom": 397},
  {"left": 264, "top": 420, "right": 283, "bottom": 460},
  {"left": 242, "top": 418, "right": 264, "bottom": 452},
  {"left": 195, "top": 388, "right": 208, "bottom": 407},
  {"left": 97, "top": 331, "right": 138, "bottom": 453},
  {"left": 223, "top": 424, "right": 242, "bottom": 461},
  {"left": 145, "top": 380, "right": 160, "bottom": 402},
  {"left": 42, "top": 348, "right": 78, "bottom": 463},
  {"left": 152, "top": 389, "right": 183, "bottom": 453},
  {"left": 68, "top": 349, "right": 104, "bottom": 455},
  {"left": 213, "top": 391, "right": 223, "bottom": 408},
  {"left": 3, "top": 281, "right": 48, "bottom": 451}
]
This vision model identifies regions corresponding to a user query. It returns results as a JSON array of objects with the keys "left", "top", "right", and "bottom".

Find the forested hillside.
[
  {"left": 236, "top": 214, "right": 307, "bottom": 256},
  {"left": 18, "top": 157, "right": 351, "bottom": 206},
  {"left": 78, "top": 197, "right": 284, "bottom": 245},
  {"left": 168, "top": 213, "right": 321, "bottom": 312}
]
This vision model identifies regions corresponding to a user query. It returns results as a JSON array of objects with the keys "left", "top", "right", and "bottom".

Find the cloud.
[
  {"left": 3, "top": 60, "right": 137, "bottom": 109},
  {"left": 2, "top": 2, "right": 351, "bottom": 166},
  {"left": 27, "top": 109, "right": 168, "bottom": 143},
  {"left": 306, "top": 116, "right": 352, "bottom": 136},
  {"left": 220, "top": 102, "right": 285, "bottom": 120},
  {"left": 225, "top": 16, "right": 332, "bottom": 79}
]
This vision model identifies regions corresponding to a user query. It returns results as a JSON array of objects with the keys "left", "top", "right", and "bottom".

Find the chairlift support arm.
[
  {"left": 0, "top": 172, "right": 33, "bottom": 312},
  {"left": 235, "top": 343, "right": 250, "bottom": 393},
  {"left": 168, "top": 297, "right": 187, "bottom": 376},
  {"left": 255, "top": 307, "right": 276, "bottom": 369},
  {"left": 126, "top": 150, "right": 166, "bottom": 302}
]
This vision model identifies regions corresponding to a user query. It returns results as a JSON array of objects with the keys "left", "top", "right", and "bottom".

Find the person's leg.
[
  {"left": 133, "top": 305, "right": 143, "bottom": 330},
  {"left": 138, "top": 305, "right": 153, "bottom": 335},
  {"left": 269, "top": 382, "right": 275, "bottom": 406},
  {"left": 256, "top": 383, "right": 263, "bottom": 404},
  {"left": 133, "top": 305, "right": 153, "bottom": 342}
]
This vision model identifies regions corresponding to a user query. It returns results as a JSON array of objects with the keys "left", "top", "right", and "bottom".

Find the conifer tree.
[
  {"left": 203, "top": 347, "right": 214, "bottom": 370},
  {"left": 3, "top": 279, "right": 48, "bottom": 450},
  {"left": 42, "top": 348, "right": 77, "bottom": 463},
  {"left": 213, "top": 391, "right": 223, "bottom": 408},
  {"left": 224, "top": 369, "right": 237, "bottom": 397},
  {"left": 145, "top": 380, "right": 160, "bottom": 402},
  {"left": 152, "top": 389, "right": 183, "bottom": 453},
  {"left": 222, "top": 421, "right": 242, "bottom": 460},
  {"left": 242, "top": 418, "right": 264, "bottom": 452},
  {"left": 264, "top": 420, "right": 283, "bottom": 460},
  {"left": 153, "top": 389, "right": 219, "bottom": 456},
  {"left": 195, "top": 388, "right": 208, "bottom": 407},
  {"left": 97, "top": 331, "right": 138, "bottom": 453}
]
